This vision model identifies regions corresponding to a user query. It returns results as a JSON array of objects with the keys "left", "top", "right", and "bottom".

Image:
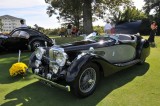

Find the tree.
[
  {"left": 104, "top": 7, "right": 124, "bottom": 24},
  {"left": 46, "top": 0, "right": 83, "bottom": 29},
  {"left": 143, "top": 0, "right": 160, "bottom": 17},
  {"left": 98, "top": 5, "right": 147, "bottom": 25},
  {"left": 34, "top": 24, "right": 45, "bottom": 33},
  {"left": 121, "top": 6, "right": 147, "bottom": 22},
  {"left": 83, "top": 0, "right": 93, "bottom": 34},
  {"left": 82, "top": 0, "right": 132, "bottom": 33},
  {"left": 45, "top": 0, "right": 132, "bottom": 34},
  {"left": 143, "top": 0, "right": 160, "bottom": 35}
]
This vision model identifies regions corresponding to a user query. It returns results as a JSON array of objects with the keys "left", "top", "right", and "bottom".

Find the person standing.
[
  {"left": 67, "top": 23, "right": 72, "bottom": 36},
  {"left": 104, "top": 21, "right": 112, "bottom": 34},
  {"left": 71, "top": 26, "right": 77, "bottom": 37},
  {"left": 110, "top": 22, "right": 115, "bottom": 34},
  {"left": 59, "top": 27, "right": 66, "bottom": 37},
  {"left": 20, "top": 19, "right": 27, "bottom": 27},
  {"left": 19, "top": 19, "right": 29, "bottom": 39},
  {"left": 148, "top": 21, "right": 158, "bottom": 47}
]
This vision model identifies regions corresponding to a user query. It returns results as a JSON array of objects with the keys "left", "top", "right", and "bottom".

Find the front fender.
[
  {"left": 29, "top": 52, "right": 36, "bottom": 67},
  {"left": 65, "top": 54, "right": 97, "bottom": 82}
]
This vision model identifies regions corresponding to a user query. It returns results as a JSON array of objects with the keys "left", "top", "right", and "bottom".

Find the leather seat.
[{"left": 118, "top": 34, "right": 137, "bottom": 44}]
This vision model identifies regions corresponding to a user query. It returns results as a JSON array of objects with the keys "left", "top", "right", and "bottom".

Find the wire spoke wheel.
[
  {"left": 79, "top": 67, "right": 96, "bottom": 93},
  {"left": 72, "top": 62, "right": 100, "bottom": 97}
]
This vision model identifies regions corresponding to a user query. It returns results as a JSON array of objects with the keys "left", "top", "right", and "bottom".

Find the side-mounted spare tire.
[{"left": 71, "top": 62, "right": 100, "bottom": 98}]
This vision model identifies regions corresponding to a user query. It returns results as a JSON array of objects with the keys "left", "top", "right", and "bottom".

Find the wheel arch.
[
  {"left": 92, "top": 61, "right": 104, "bottom": 77},
  {"left": 29, "top": 38, "right": 46, "bottom": 51},
  {"left": 66, "top": 54, "right": 104, "bottom": 83},
  {"left": 29, "top": 37, "right": 46, "bottom": 45}
]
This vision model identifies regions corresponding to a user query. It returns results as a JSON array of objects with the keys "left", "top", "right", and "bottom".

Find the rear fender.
[{"left": 138, "top": 39, "right": 150, "bottom": 60}]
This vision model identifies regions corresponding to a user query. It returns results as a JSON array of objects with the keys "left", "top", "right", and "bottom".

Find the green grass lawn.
[{"left": 0, "top": 36, "right": 160, "bottom": 106}]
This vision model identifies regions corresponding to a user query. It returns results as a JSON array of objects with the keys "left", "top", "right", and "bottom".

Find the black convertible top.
[{"left": 115, "top": 20, "right": 142, "bottom": 34}]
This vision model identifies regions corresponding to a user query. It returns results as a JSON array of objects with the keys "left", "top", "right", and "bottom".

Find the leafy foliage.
[
  {"left": 121, "top": 7, "right": 147, "bottom": 21},
  {"left": 48, "top": 28, "right": 60, "bottom": 35},
  {"left": 46, "top": 0, "right": 83, "bottom": 29},
  {"left": 143, "top": 0, "right": 160, "bottom": 35},
  {"left": 41, "top": 28, "right": 60, "bottom": 36},
  {"left": 93, "top": 26, "right": 104, "bottom": 34},
  {"left": 108, "top": 6, "right": 147, "bottom": 24},
  {"left": 45, "top": 0, "right": 132, "bottom": 34},
  {"left": 143, "top": 0, "right": 160, "bottom": 16}
]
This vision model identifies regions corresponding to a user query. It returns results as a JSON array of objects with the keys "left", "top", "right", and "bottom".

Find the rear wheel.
[
  {"left": 72, "top": 62, "right": 100, "bottom": 97},
  {"left": 30, "top": 40, "right": 44, "bottom": 51}
]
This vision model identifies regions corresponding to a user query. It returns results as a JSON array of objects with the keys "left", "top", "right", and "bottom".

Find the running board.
[{"left": 114, "top": 59, "right": 141, "bottom": 67}]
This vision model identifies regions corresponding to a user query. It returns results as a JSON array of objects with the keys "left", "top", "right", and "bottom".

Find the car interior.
[{"left": 117, "top": 34, "right": 137, "bottom": 44}]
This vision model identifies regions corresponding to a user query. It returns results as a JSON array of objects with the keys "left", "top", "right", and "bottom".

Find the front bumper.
[{"left": 33, "top": 74, "right": 70, "bottom": 92}]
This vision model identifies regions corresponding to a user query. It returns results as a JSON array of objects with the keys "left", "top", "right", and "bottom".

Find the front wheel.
[{"left": 72, "top": 62, "right": 100, "bottom": 97}]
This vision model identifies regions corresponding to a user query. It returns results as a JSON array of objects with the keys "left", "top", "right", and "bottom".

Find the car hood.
[
  {"left": 115, "top": 20, "right": 142, "bottom": 34},
  {"left": 60, "top": 39, "right": 115, "bottom": 52}
]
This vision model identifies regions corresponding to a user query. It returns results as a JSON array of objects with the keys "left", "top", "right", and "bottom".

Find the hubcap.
[
  {"left": 79, "top": 67, "right": 96, "bottom": 93},
  {"left": 33, "top": 42, "right": 41, "bottom": 49}
]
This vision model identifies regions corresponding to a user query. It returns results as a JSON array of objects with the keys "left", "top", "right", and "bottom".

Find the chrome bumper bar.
[{"left": 34, "top": 75, "right": 70, "bottom": 92}]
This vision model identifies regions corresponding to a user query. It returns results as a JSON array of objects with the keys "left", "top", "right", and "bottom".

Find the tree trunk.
[
  {"left": 74, "top": 15, "right": 80, "bottom": 29},
  {"left": 83, "top": 0, "right": 93, "bottom": 34}
]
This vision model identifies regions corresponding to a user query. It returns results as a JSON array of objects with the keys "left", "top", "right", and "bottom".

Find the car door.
[
  {"left": 95, "top": 44, "right": 136, "bottom": 63},
  {"left": 2, "top": 30, "right": 29, "bottom": 51}
]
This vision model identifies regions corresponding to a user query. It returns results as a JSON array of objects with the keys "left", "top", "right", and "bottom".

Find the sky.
[{"left": 0, "top": 0, "right": 145, "bottom": 29}]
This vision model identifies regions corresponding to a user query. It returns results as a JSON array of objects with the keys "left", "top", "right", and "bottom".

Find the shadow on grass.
[
  {"left": 0, "top": 52, "right": 31, "bottom": 84},
  {"left": 1, "top": 63, "right": 149, "bottom": 106}
]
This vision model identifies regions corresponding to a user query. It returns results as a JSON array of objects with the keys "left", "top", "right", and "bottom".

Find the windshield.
[{"left": 84, "top": 33, "right": 115, "bottom": 42}]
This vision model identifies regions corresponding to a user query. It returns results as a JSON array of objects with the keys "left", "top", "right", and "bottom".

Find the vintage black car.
[
  {"left": 29, "top": 32, "right": 150, "bottom": 97},
  {"left": 0, "top": 27, "right": 54, "bottom": 52}
]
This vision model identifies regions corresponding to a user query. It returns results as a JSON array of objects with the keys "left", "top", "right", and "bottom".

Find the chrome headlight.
[
  {"left": 49, "top": 47, "right": 67, "bottom": 67},
  {"left": 55, "top": 51, "right": 67, "bottom": 66},
  {"left": 35, "top": 47, "right": 46, "bottom": 60}
]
